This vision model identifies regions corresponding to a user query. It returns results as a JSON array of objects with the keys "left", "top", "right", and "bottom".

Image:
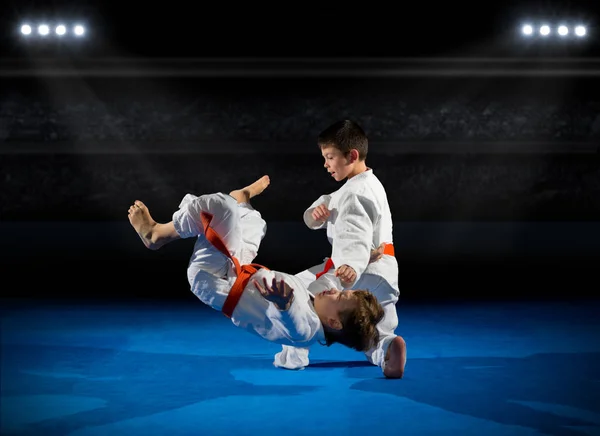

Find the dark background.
[
  {"left": 1, "top": 0, "right": 599, "bottom": 302},
  {"left": 1, "top": 0, "right": 598, "bottom": 58}
]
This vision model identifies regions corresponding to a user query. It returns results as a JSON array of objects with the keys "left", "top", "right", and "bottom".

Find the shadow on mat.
[
  {"left": 350, "top": 352, "right": 600, "bottom": 436},
  {"left": 1, "top": 343, "right": 318, "bottom": 436},
  {"left": 308, "top": 360, "right": 374, "bottom": 369}
]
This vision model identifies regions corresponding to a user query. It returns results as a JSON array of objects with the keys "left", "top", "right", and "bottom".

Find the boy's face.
[
  {"left": 321, "top": 146, "right": 353, "bottom": 182},
  {"left": 314, "top": 289, "right": 357, "bottom": 330}
]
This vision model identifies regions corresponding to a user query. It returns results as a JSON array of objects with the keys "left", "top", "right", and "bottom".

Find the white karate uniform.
[
  {"left": 274, "top": 169, "right": 400, "bottom": 371},
  {"left": 172, "top": 192, "right": 326, "bottom": 347}
]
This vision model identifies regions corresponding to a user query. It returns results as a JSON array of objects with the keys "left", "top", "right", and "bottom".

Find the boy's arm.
[
  {"left": 303, "top": 194, "right": 332, "bottom": 229},
  {"left": 255, "top": 275, "right": 322, "bottom": 343},
  {"left": 330, "top": 192, "right": 378, "bottom": 283},
  {"left": 268, "top": 290, "right": 322, "bottom": 343}
]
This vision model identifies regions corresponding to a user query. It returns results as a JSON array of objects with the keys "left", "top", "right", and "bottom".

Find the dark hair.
[
  {"left": 317, "top": 119, "right": 369, "bottom": 161},
  {"left": 322, "top": 290, "right": 384, "bottom": 352}
]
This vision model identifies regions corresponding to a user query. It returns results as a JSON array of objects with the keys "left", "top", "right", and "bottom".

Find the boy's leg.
[
  {"left": 175, "top": 174, "right": 269, "bottom": 255},
  {"left": 183, "top": 175, "right": 270, "bottom": 299},
  {"left": 228, "top": 175, "right": 270, "bottom": 205},
  {"left": 128, "top": 193, "right": 239, "bottom": 252},
  {"left": 128, "top": 201, "right": 180, "bottom": 250},
  {"left": 128, "top": 175, "right": 270, "bottom": 253},
  {"left": 174, "top": 192, "right": 241, "bottom": 251},
  {"left": 235, "top": 202, "right": 267, "bottom": 265},
  {"left": 357, "top": 273, "right": 405, "bottom": 378},
  {"left": 229, "top": 175, "right": 270, "bottom": 264},
  {"left": 364, "top": 301, "right": 401, "bottom": 371}
]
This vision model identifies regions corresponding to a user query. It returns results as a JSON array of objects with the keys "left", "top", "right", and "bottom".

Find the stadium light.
[
  {"left": 38, "top": 24, "right": 50, "bottom": 36},
  {"left": 519, "top": 21, "right": 588, "bottom": 41},
  {"left": 557, "top": 25, "right": 568, "bottom": 36},
  {"left": 74, "top": 25, "right": 85, "bottom": 36},
  {"left": 18, "top": 21, "right": 88, "bottom": 39},
  {"left": 575, "top": 25, "right": 586, "bottom": 37}
]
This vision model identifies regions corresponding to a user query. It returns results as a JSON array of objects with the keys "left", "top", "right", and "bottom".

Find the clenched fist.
[
  {"left": 311, "top": 203, "right": 331, "bottom": 223},
  {"left": 335, "top": 264, "right": 357, "bottom": 287}
]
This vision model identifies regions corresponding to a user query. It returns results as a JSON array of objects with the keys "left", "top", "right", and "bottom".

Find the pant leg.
[
  {"left": 172, "top": 193, "right": 244, "bottom": 285},
  {"left": 358, "top": 274, "right": 399, "bottom": 371},
  {"left": 365, "top": 300, "right": 398, "bottom": 371},
  {"left": 236, "top": 202, "right": 267, "bottom": 265},
  {"left": 173, "top": 193, "right": 241, "bottom": 249}
]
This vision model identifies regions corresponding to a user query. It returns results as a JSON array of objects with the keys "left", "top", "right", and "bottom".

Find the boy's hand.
[
  {"left": 254, "top": 277, "right": 295, "bottom": 311},
  {"left": 335, "top": 264, "right": 357, "bottom": 287},
  {"left": 311, "top": 204, "right": 331, "bottom": 223},
  {"left": 369, "top": 243, "right": 386, "bottom": 263}
]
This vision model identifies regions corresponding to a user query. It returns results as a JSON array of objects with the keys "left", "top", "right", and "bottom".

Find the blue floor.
[{"left": 2, "top": 298, "right": 600, "bottom": 436}]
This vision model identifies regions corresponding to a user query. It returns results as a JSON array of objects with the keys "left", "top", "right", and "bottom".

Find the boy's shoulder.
[
  {"left": 337, "top": 180, "right": 381, "bottom": 208},
  {"left": 346, "top": 170, "right": 387, "bottom": 194}
]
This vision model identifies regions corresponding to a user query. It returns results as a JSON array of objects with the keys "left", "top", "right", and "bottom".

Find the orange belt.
[
  {"left": 200, "top": 211, "right": 268, "bottom": 319},
  {"left": 315, "top": 243, "right": 395, "bottom": 280}
]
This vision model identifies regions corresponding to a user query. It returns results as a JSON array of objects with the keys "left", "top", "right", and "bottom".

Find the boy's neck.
[{"left": 346, "top": 161, "right": 369, "bottom": 179}]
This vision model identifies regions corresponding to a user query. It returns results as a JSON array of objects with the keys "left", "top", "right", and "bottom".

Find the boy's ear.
[
  {"left": 349, "top": 149, "right": 359, "bottom": 163},
  {"left": 327, "top": 317, "right": 343, "bottom": 331}
]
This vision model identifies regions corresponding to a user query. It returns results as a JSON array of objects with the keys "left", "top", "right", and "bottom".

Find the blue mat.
[{"left": 2, "top": 299, "right": 600, "bottom": 436}]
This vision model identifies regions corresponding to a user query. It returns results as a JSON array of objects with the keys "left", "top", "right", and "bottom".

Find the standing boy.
[{"left": 274, "top": 120, "right": 407, "bottom": 378}]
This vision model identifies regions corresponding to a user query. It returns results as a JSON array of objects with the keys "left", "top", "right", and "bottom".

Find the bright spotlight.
[
  {"left": 38, "top": 24, "right": 50, "bottom": 36},
  {"left": 539, "top": 25, "right": 550, "bottom": 36},
  {"left": 73, "top": 25, "right": 85, "bottom": 36},
  {"left": 20, "top": 24, "right": 32, "bottom": 35},
  {"left": 557, "top": 25, "right": 568, "bottom": 36},
  {"left": 522, "top": 24, "right": 533, "bottom": 35},
  {"left": 55, "top": 24, "right": 66, "bottom": 35},
  {"left": 575, "top": 25, "right": 586, "bottom": 37}
]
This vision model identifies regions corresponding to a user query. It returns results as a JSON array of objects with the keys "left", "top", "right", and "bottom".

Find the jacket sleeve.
[
  {"left": 267, "top": 295, "right": 322, "bottom": 344},
  {"left": 330, "top": 192, "right": 378, "bottom": 282}
]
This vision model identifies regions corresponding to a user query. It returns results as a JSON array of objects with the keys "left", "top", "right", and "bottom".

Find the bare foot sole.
[
  {"left": 383, "top": 336, "right": 406, "bottom": 379},
  {"left": 230, "top": 175, "right": 270, "bottom": 203},
  {"left": 128, "top": 200, "right": 158, "bottom": 250}
]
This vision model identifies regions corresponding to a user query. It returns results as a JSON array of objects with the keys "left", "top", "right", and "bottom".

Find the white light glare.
[
  {"left": 539, "top": 25, "right": 550, "bottom": 36},
  {"left": 557, "top": 25, "right": 568, "bottom": 36},
  {"left": 20, "top": 24, "right": 32, "bottom": 35},
  {"left": 73, "top": 25, "right": 85, "bottom": 36},
  {"left": 38, "top": 24, "right": 50, "bottom": 36},
  {"left": 575, "top": 25, "right": 586, "bottom": 37},
  {"left": 55, "top": 24, "right": 66, "bottom": 35},
  {"left": 522, "top": 24, "right": 533, "bottom": 35}
]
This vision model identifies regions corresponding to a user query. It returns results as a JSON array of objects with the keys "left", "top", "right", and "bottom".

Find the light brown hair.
[{"left": 322, "top": 290, "right": 384, "bottom": 352}]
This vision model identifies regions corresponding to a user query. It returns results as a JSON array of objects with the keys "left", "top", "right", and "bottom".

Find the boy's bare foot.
[
  {"left": 246, "top": 175, "right": 270, "bottom": 198},
  {"left": 383, "top": 336, "right": 406, "bottom": 379},
  {"left": 229, "top": 175, "right": 270, "bottom": 204},
  {"left": 128, "top": 200, "right": 159, "bottom": 250}
]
